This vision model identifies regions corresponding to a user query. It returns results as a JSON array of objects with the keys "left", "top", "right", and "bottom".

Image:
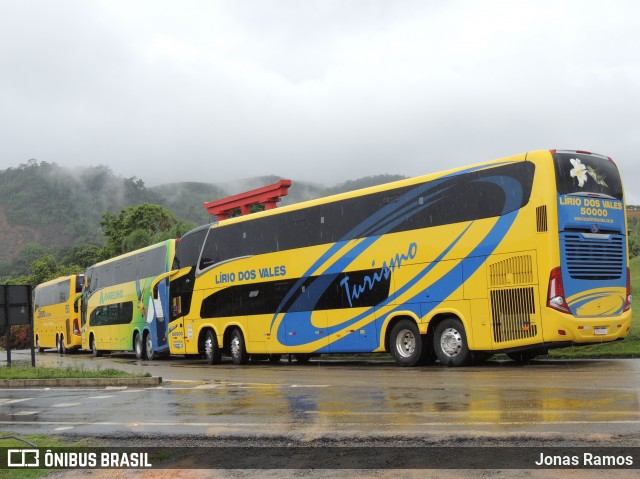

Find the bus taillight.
[
  {"left": 624, "top": 267, "right": 632, "bottom": 312},
  {"left": 73, "top": 318, "right": 81, "bottom": 336},
  {"left": 547, "top": 267, "right": 571, "bottom": 314}
]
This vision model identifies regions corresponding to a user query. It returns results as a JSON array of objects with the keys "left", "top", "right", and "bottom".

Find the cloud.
[{"left": 0, "top": 0, "right": 638, "bottom": 203}]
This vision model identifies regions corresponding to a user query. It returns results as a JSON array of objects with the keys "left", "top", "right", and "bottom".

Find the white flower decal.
[{"left": 569, "top": 158, "right": 588, "bottom": 187}]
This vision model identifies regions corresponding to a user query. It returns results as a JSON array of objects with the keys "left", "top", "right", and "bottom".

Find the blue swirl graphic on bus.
[
  {"left": 340, "top": 242, "right": 417, "bottom": 308},
  {"left": 269, "top": 162, "right": 521, "bottom": 350}
]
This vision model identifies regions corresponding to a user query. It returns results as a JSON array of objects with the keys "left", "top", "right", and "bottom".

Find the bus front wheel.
[
  {"left": 134, "top": 333, "right": 144, "bottom": 360},
  {"left": 229, "top": 329, "right": 249, "bottom": 365},
  {"left": 57, "top": 334, "right": 66, "bottom": 355},
  {"left": 389, "top": 319, "right": 425, "bottom": 367},
  {"left": 434, "top": 317, "right": 471, "bottom": 367},
  {"left": 204, "top": 330, "right": 222, "bottom": 365},
  {"left": 91, "top": 336, "right": 102, "bottom": 358}
]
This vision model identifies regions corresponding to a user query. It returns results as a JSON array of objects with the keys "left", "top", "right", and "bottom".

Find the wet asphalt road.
[{"left": 1, "top": 350, "right": 639, "bottom": 445}]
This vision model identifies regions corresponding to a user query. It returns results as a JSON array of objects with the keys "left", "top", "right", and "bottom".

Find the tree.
[
  {"left": 101, "top": 203, "right": 188, "bottom": 256},
  {"left": 60, "top": 245, "right": 106, "bottom": 268},
  {"left": 29, "top": 255, "right": 80, "bottom": 284},
  {"left": 17, "top": 243, "right": 51, "bottom": 272}
]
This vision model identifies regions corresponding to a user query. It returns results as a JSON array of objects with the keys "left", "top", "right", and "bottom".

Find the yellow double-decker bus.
[
  {"left": 166, "top": 150, "right": 631, "bottom": 366},
  {"left": 33, "top": 274, "right": 84, "bottom": 353},
  {"left": 81, "top": 239, "right": 176, "bottom": 359}
]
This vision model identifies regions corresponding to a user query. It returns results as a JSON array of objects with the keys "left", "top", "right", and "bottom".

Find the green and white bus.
[{"left": 81, "top": 239, "right": 176, "bottom": 359}]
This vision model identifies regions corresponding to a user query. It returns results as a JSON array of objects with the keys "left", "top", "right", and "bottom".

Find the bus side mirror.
[{"left": 73, "top": 294, "right": 82, "bottom": 313}]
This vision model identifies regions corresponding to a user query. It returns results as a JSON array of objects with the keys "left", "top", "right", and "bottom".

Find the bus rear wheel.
[
  {"left": 434, "top": 317, "right": 471, "bottom": 367},
  {"left": 229, "top": 329, "right": 249, "bottom": 365},
  {"left": 389, "top": 319, "right": 426, "bottom": 367},
  {"left": 57, "top": 334, "right": 66, "bottom": 355},
  {"left": 145, "top": 333, "right": 156, "bottom": 361}
]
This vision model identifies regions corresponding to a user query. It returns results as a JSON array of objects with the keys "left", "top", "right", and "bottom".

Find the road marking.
[
  {"left": 5, "top": 411, "right": 40, "bottom": 416},
  {"left": 290, "top": 385, "right": 329, "bottom": 388},
  {"left": 54, "top": 427, "right": 75, "bottom": 431},
  {"left": 88, "top": 395, "right": 114, "bottom": 399},
  {"left": 51, "top": 403, "right": 82, "bottom": 408},
  {"left": 0, "top": 398, "right": 33, "bottom": 406},
  {"left": 158, "top": 384, "right": 330, "bottom": 390}
]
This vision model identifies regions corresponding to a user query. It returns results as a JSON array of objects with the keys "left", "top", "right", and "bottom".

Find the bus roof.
[
  {"left": 87, "top": 238, "right": 176, "bottom": 269},
  {"left": 210, "top": 151, "right": 534, "bottom": 229},
  {"left": 34, "top": 273, "right": 83, "bottom": 289}
]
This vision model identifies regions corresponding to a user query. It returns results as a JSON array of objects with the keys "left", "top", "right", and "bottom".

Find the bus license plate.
[{"left": 594, "top": 327, "right": 608, "bottom": 336}]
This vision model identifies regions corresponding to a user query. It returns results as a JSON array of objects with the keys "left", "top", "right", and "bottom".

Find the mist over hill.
[{"left": 0, "top": 159, "right": 405, "bottom": 275}]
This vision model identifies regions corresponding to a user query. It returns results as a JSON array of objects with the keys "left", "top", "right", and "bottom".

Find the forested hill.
[{"left": 0, "top": 159, "right": 404, "bottom": 275}]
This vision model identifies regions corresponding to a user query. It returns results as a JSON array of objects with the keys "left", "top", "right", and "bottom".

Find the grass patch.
[
  {"left": 0, "top": 433, "right": 101, "bottom": 479},
  {"left": 0, "top": 364, "right": 150, "bottom": 380},
  {"left": 548, "top": 255, "right": 639, "bottom": 359}
]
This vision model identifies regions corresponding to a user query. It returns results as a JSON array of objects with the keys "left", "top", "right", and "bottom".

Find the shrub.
[{"left": 0, "top": 325, "right": 33, "bottom": 349}]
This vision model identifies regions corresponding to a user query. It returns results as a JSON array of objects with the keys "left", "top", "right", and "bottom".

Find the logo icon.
[
  {"left": 591, "top": 224, "right": 599, "bottom": 233},
  {"left": 8, "top": 449, "right": 39, "bottom": 468}
]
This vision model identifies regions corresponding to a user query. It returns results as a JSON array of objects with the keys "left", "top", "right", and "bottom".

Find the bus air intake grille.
[
  {"left": 489, "top": 255, "right": 534, "bottom": 287},
  {"left": 490, "top": 287, "right": 537, "bottom": 343},
  {"left": 536, "top": 205, "right": 548, "bottom": 232},
  {"left": 562, "top": 234, "right": 624, "bottom": 280}
]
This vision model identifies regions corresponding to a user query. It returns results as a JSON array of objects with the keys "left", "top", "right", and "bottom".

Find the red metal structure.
[{"left": 204, "top": 179, "right": 292, "bottom": 221}]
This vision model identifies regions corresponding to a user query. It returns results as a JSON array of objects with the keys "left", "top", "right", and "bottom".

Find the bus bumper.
[{"left": 542, "top": 309, "right": 632, "bottom": 343}]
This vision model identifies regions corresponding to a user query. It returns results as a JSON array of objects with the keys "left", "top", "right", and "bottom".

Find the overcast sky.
[{"left": 1, "top": 0, "right": 639, "bottom": 203}]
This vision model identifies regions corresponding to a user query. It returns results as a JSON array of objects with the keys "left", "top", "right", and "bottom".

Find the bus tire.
[
  {"left": 204, "top": 329, "right": 222, "bottom": 365},
  {"left": 57, "top": 334, "right": 66, "bottom": 355},
  {"left": 36, "top": 337, "right": 45, "bottom": 353},
  {"left": 145, "top": 333, "right": 156, "bottom": 361},
  {"left": 389, "top": 319, "right": 425, "bottom": 367},
  {"left": 134, "top": 333, "right": 144, "bottom": 360},
  {"left": 434, "top": 317, "right": 471, "bottom": 367},
  {"left": 229, "top": 328, "right": 249, "bottom": 365},
  {"left": 91, "top": 335, "right": 102, "bottom": 358}
]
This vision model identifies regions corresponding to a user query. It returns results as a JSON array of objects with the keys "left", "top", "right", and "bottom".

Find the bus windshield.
[{"left": 552, "top": 151, "right": 623, "bottom": 200}]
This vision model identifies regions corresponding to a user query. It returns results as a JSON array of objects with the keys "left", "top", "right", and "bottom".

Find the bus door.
[
  {"left": 148, "top": 275, "right": 170, "bottom": 353},
  {"left": 165, "top": 267, "right": 195, "bottom": 355}
]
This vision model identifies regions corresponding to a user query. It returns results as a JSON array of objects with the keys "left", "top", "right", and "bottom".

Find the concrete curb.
[{"left": 0, "top": 376, "right": 162, "bottom": 388}]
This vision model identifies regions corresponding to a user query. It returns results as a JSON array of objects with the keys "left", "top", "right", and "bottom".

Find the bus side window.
[{"left": 171, "top": 297, "right": 182, "bottom": 319}]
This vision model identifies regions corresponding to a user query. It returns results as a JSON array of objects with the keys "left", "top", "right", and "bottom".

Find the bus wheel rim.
[
  {"left": 440, "top": 328, "right": 462, "bottom": 357},
  {"left": 231, "top": 335, "right": 240, "bottom": 358},
  {"left": 205, "top": 336, "right": 214, "bottom": 359},
  {"left": 146, "top": 336, "right": 153, "bottom": 357},
  {"left": 395, "top": 329, "right": 416, "bottom": 358}
]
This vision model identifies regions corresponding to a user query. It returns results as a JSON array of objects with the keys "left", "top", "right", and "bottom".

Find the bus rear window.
[{"left": 553, "top": 151, "right": 623, "bottom": 200}]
